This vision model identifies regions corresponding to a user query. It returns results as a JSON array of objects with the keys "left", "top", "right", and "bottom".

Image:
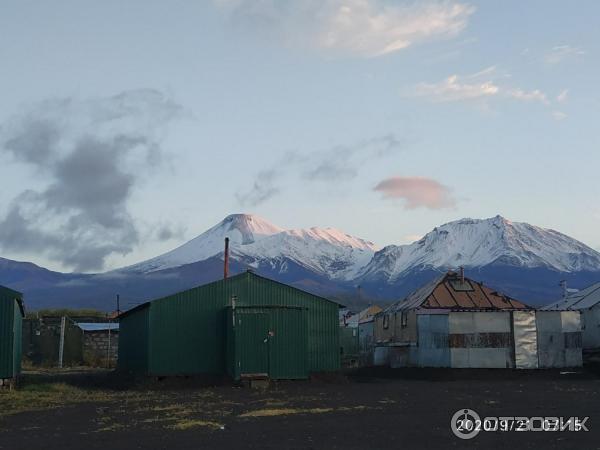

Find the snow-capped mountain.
[
  {"left": 124, "top": 213, "right": 378, "bottom": 281},
  {"left": 125, "top": 214, "right": 284, "bottom": 273},
  {"left": 3, "top": 213, "right": 600, "bottom": 310},
  {"left": 358, "top": 215, "right": 600, "bottom": 283}
]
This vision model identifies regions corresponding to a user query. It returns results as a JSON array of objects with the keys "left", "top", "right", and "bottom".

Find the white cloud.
[
  {"left": 544, "top": 45, "right": 585, "bottom": 65},
  {"left": 552, "top": 111, "right": 567, "bottom": 121},
  {"left": 412, "top": 74, "right": 499, "bottom": 102},
  {"left": 507, "top": 88, "right": 548, "bottom": 105},
  {"left": 409, "top": 67, "right": 550, "bottom": 107},
  {"left": 214, "top": 0, "right": 475, "bottom": 57}
]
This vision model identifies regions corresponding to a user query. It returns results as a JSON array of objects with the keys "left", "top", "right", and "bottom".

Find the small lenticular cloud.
[{"left": 374, "top": 176, "right": 456, "bottom": 210}]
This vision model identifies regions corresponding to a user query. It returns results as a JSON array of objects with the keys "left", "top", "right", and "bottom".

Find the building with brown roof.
[{"left": 373, "top": 270, "right": 581, "bottom": 369}]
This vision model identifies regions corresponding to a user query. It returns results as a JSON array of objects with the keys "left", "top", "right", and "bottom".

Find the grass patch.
[
  {"left": 170, "top": 419, "right": 223, "bottom": 430},
  {"left": 96, "top": 423, "right": 126, "bottom": 432},
  {"left": 0, "top": 383, "right": 115, "bottom": 417},
  {"left": 239, "top": 407, "right": 333, "bottom": 418}
]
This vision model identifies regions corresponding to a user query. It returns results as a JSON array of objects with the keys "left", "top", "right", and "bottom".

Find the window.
[
  {"left": 401, "top": 311, "right": 408, "bottom": 328},
  {"left": 449, "top": 279, "right": 474, "bottom": 292},
  {"left": 383, "top": 314, "right": 389, "bottom": 329}
]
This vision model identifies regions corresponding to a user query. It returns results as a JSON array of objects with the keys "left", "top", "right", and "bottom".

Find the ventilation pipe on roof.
[
  {"left": 224, "top": 237, "right": 230, "bottom": 279},
  {"left": 460, "top": 266, "right": 465, "bottom": 283}
]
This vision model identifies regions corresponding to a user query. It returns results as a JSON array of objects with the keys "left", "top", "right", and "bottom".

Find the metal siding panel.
[
  {"left": 448, "top": 312, "right": 513, "bottom": 368},
  {"left": 561, "top": 311, "right": 581, "bottom": 332},
  {"left": 237, "top": 311, "right": 270, "bottom": 375},
  {"left": 582, "top": 308, "right": 600, "bottom": 349},
  {"left": 373, "top": 346, "right": 390, "bottom": 366},
  {"left": 340, "top": 327, "right": 359, "bottom": 357},
  {"left": 118, "top": 306, "right": 149, "bottom": 373},
  {"left": 417, "top": 314, "right": 450, "bottom": 367},
  {"left": 561, "top": 312, "right": 583, "bottom": 367},
  {"left": 12, "top": 300, "right": 22, "bottom": 376},
  {"left": 268, "top": 308, "right": 308, "bottom": 379},
  {"left": 0, "top": 298, "right": 14, "bottom": 378},
  {"left": 451, "top": 348, "right": 513, "bottom": 368},
  {"left": 246, "top": 274, "right": 339, "bottom": 373},
  {"left": 536, "top": 311, "right": 583, "bottom": 368},
  {"left": 513, "top": 311, "right": 538, "bottom": 369},
  {"left": 148, "top": 276, "right": 237, "bottom": 376},
  {"left": 536, "top": 311, "right": 565, "bottom": 368},
  {"left": 124, "top": 272, "right": 338, "bottom": 377},
  {"left": 448, "top": 312, "right": 474, "bottom": 334}
]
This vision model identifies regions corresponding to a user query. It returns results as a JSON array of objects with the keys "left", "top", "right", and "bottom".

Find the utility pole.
[{"left": 58, "top": 316, "right": 66, "bottom": 369}]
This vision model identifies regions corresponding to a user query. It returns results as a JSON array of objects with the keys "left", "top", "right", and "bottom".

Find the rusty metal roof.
[{"left": 382, "top": 271, "right": 530, "bottom": 313}]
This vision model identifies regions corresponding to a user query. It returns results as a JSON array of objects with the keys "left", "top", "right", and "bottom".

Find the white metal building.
[{"left": 542, "top": 282, "right": 600, "bottom": 350}]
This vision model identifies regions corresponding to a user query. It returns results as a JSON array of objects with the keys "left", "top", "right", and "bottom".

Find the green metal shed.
[
  {"left": 118, "top": 271, "right": 341, "bottom": 380},
  {"left": 0, "top": 285, "right": 25, "bottom": 382}
]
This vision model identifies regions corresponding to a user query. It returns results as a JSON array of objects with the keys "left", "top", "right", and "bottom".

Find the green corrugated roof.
[
  {"left": 120, "top": 271, "right": 343, "bottom": 318},
  {"left": 0, "top": 285, "right": 24, "bottom": 317}
]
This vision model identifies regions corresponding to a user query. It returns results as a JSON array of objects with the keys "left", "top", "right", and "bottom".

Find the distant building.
[
  {"left": 77, "top": 323, "right": 119, "bottom": 367},
  {"left": 0, "top": 285, "right": 24, "bottom": 388},
  {"left": 543, "top": 282, "right": 600, "bottom": 350},
  {"left": 374, "top": 270, "right": 582, "bottom": 368}
]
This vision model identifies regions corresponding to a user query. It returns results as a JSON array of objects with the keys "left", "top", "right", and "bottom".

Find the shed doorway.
[
  {"left": 228, "top": 306, "right": 309, "bottom": 381},
  {"left": 237, "top": 312, "right": 270, "bottom": 377}
]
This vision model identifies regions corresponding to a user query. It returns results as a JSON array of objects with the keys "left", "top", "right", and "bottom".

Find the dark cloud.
[
  {"left": 156, "top": 223, "right": 187, "bottom": 242},
  {"left": 235, "top": 169, "right": 280, "bottom": 207},
  {"left": 237, "top": 134, "right": 403, "bottom": 206},
  {"left": 0, "top": 89, "right": 183, "bottom": 272}
]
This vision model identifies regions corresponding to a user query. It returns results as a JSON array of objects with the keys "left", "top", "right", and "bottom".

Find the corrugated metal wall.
[
  {"left": 536, "top": 311, "right": 583, "bottom": 368},
  {"left": 118, "top": 305, "right": 150, "bottom": 373},
  {"left": 246, "top": 274, "right": 339, "bottom": 372},
  {"left": 119, "top": 272, "right": 339, "bottom": 376},
  {"left": 0, "top": 287, "right": 23, "bottom": 379},
  {"left": 417, "top": 313, "right": 450, "bottom": 367},
  {"left": 148, "top": 279, "right": 233, "bottom": 376},
  {"left": 448, "top": 312, "right": 513, "bottom": 368},
  {"left": 582, "top": 307, "right": 600, "bottom": 349},
  {"left": 513, "top": 311, "right": 538, "bottom": 369},
  {"left": 0, "top": 297, "right": 15, "bottom": 378},
  {"left": 340, "top": 326, "right": 359, "bottom": 363},
  {"left": 229, "top": 306, "right": 308, "bottom": 380},
  {"left": 13, "top": 299, "right": 22, "bottom": 376}
]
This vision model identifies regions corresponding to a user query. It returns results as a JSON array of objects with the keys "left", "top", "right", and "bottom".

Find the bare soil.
[{"left": 0, "top": 367, "right": 599, "bottom": 450}]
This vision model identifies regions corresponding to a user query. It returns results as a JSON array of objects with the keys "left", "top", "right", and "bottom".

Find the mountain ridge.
[{"left": 2, "top": 213, "right": 600, "bottom": 310}]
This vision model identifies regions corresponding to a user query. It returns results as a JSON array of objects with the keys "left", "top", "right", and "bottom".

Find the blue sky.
[{"left": 0, "top": 0, "right": 598, "bottom": 272}]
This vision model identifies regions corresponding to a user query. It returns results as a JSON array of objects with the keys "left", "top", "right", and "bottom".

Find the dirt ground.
[{"left": 0, "top": 367, "right": 599, "bottom": 450}]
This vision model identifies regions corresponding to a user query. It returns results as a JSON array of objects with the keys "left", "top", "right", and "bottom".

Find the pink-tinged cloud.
[{"left": 374, "top": 176, "right": 456, "bottom": 209}]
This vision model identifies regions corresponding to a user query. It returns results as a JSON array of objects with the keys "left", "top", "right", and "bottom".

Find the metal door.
[{"left": 237, "top": 312, "right": 270, "bottom": 376}]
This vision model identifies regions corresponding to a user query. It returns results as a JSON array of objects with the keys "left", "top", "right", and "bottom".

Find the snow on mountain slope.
[
  {"left": 124, "top": 214, "right": 283, "bottom": 273},
  {"left": 123, "top": 214, "right": 378, "bottom": 278},
  {"left": 359, "top": 215, "right": 600, "bottom": 282},
  {"left": 239, "top": 227, "right": 378, "bottom": 280}
]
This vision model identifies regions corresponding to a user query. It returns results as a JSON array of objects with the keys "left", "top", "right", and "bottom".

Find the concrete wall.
[{"left": 83, "top": 331, "right": 118, "bottom": 366}]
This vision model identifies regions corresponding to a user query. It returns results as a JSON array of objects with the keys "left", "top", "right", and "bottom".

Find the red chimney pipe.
[{"left": 224, "top": 237, "right": 230, "bottom": 279}]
